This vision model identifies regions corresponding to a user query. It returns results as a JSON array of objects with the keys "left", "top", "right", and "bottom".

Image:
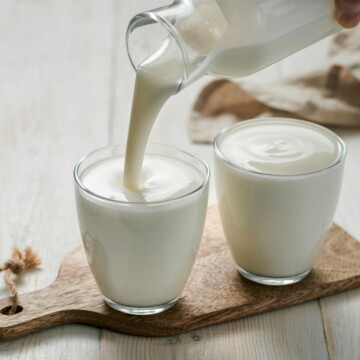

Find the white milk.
[
  {"left": 208, "top": 0, "right": 338, "bottom": 77},
  {"left": 214, "top": 119, "right": 345, "bottom": 280},
  {"left": 123, "top": 39, "right": 183, "bottom": 189},
  {"left": 218, "top": 121, "right": 342, "bottom": 175},
  {"left": 153, "top": 0, "right": 339, "bottom": 83},
  {"left": 84, "top": 154, "right": 205, "bottom": 202},
  {"left": 75, "top": 147, "right": 209, "bottom": 308}
]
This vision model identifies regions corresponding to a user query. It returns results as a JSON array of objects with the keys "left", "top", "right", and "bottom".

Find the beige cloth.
[{"left": 189, "top": 28, "right": 360, "bottom": 143}]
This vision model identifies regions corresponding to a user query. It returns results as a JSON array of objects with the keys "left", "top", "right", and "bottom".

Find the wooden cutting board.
[{"left": 1, "top": 206, "right": 360, "bottom": 341}]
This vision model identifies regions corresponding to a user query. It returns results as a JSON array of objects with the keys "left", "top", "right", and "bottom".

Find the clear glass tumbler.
[
  {"left": 214, "top": 118, "right": 346, "bottom": 286},
  {"left": 74, "top": 143, "right": 209, "bottom": 314}
]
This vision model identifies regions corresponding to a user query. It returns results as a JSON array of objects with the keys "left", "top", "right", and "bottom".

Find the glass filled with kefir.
[
  {"left": 214, "top": 118, "right": 346, "bottom": 285},
  {"left": 74, "top": 143, "right": 209, "bottom": 314}
]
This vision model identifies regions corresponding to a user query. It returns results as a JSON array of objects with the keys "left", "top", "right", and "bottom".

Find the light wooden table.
[{"left": 0, "top": 1, "right": 359, "bottom": 359}]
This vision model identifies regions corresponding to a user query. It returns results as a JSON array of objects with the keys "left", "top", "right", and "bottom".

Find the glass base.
[
  {"left": 104, "top": 296, "right": 179, "bottom": 315},
  {"left": 237, "top": 265, "right": 311, "bottom": 286}
]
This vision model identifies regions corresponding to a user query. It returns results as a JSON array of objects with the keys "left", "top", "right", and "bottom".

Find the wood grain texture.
[
  {"left": 0, "top": 0, "right": 112, "bottom": 357},
  {"left": 319, "top": 129, "right": 360, "bottom": 360},
  {"left": 1, "top": 206, "right": 359, "bottom": 341},
  {"left": 99, "top": 301, "right": 328, "bottom": 360}
]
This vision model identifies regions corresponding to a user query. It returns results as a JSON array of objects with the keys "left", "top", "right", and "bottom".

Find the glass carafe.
[{"left": 126, "top": 0, "right": 340, "bottom": 92}]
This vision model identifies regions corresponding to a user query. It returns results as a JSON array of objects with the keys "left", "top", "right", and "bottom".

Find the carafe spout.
[{"left": 126, "top": 0, "right": 228, "bottom": 91}]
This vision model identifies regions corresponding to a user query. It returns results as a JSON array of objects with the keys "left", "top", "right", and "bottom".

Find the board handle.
[
  {"left": 0, "top": 246, "right": 105, "bottom": 341},
  {"left": 0, "top": 281, "right": 87, "bottom": 341}
]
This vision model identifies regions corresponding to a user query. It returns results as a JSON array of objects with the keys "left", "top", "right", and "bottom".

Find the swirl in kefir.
[
  {"left": 217, "top": 120, "right": 342, "bottom": 175},
  {"left": 82, "top": 155, "right": 203, "bottom": 203}
]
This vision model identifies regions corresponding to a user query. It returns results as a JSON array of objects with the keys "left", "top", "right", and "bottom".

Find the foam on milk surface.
[
  {"left": 83, "top": 155, "right": 203, "bottom": 203},
  {"left": 218, "top": 121, "right": 342, "bottom": 175}
]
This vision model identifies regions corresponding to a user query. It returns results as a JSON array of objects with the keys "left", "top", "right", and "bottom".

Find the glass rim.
[
  {"left": 74, "top": 143, "right": 210, "bottom": 206},
  {"left": 213, "top": 118, "right": 347, "bottom": 179}
]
